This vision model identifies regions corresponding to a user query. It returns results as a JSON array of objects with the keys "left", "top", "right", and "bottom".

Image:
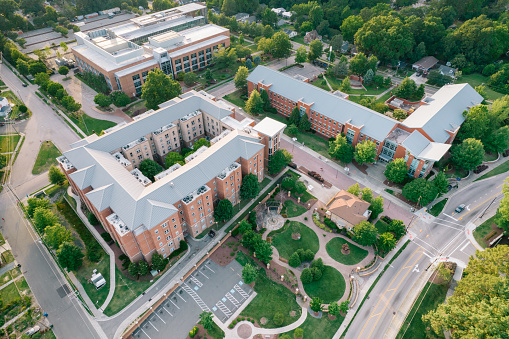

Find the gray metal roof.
[
  {"left": 247, "top": 66, "right": 397, "bottom": 141},
  {"left": 402, "top": 83, "right": 483, "bottom": 143},
  {"left": 84, "top": 91, "right": 233, "bottom": 153},
  {"left": 401, "top": 130, "right": 451, "bottom": 161},
  {"left": 63, "top": 100, "right": 263, "bottom": 232}
]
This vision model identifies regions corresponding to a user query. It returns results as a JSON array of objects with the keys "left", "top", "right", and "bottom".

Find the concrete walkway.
[
  {"left": 267, "top": 206, "right": 375, "bottom": 305},
  {"left": 0, "top": 262, "right": 15, "bottom": 279},
  {"left": 112, "top": 172, "right": 288, "bottom": 338},
  {"left": 67, "top": 187, "right": 116, "bottom": 314}
]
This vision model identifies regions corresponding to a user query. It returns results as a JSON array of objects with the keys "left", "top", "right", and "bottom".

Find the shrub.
[
  {"left": 229, "top": 324, "right": 234, "bottom": 328},
  {"left": 273, "top": 312, "right": 284, "bottom": 326},
  {"left": 300, "top": 268, "right": 313, "bottom": 284},
  {"left": 294, "top": 328, "right": 304, "bottom": 338},
  {"left": 88, "top": 212, "right": 99, "bottom": 225},
  {"left": 288, "top": 252, "right": 301, "bottom": 267},
  {"left": 110, "top": 91, "right": 131, "bottom": 107},
  {"left": 101, "top": 232, "right": 113, "bottom": 243},
  {"left": 311, "top": 267, "right": 322, "bottom": 281},
  {"left": 189, "top": 326, "right": 199, "bottom": 338}
]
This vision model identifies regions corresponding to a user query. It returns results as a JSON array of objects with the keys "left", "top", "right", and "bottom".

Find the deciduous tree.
[
  {"left": 452, "top": 138, "right": 485, "bottom": 171},
  {"left": 165, "top": 153, "right": 184, "bottom": 168},
  {"left": 234, "top": 66, "right": 249, "bottom": 91},
  {"left": 369, "top": 196, "right": 384, "bottom": 219},
  {"left": 402, "top": 178, "right": 438, "bottom": 206},
  {"left": 307, "top": 40, "right": 323, "bottom": 62},
  {"left": 240, "top": 173, "right": 260, "bottom": 199},
  {"left": 268, "top": 149, "right": 291, "bottom": 174},
  {"left": 352, "top": 221, "right": 378, "bottom": 246},
  {"left": 44, "top": 223, "right": 72, "bottom": 250},
  {"left": 199, "top": 312, "right": 215, "bottom": 330},
  {"left": 141, "top": 69, "right": 181, "bottom": 110},
  {"left": 384, "top": 158, "right": 408, "bottom": 183},
  {"left": 94, "top": 93, "right": 112, "bottom": 107},
  {"left": 272, "top": 31, "right": 292, "bottom": 59},
  {"left": 354, "top": 140, "right": 377, "bottom": 165},
  {"left": 49, "top": 165, "right": 66, "bottom": 185},
  {"left": 341, "top": 15, "right": 363, "bottom": 42},
  {"left": 295, "top": 46, "right": 307, "bottom": 64},
  {"left": 57, "top": 242, "right": 84, "bottom": 271},
  {"left": 242, "top": 263, "right": 258, "bottom": 283},
  {"left": 299, "top": 113, "right": 311, "bottom": 131},
  {"left": 377, "top": 232, "right": 396, "bottom": 253},
  {"left": 139, "top": 159, "right": 164, "bottom": 181},
  {"left": 214, "top": 199, "right": 234, "bottom": 222},
  {"left": 329, "top": 134, "right": 354, "bottom": 163},
  {"left": 245, "top": 89, "right": 264, "bottom": 115},
  {"left": 347, "top": 183, "right": 360, "bottom": 196}
]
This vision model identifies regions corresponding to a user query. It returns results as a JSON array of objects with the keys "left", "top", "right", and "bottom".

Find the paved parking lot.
[
  {"left": 132, "top": 260, "right": 253, "bottom": 339},
  {"left": 281, "top": 62, "right": 324, "bottom": 81}
]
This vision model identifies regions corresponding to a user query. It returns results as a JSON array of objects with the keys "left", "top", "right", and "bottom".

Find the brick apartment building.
[
  {"left": 57, "top": 90, "right": 286, "bottom": 262},
  {"left": 71, "top": 3, "right": 230, "bottom": 96},
  {"left": 247, "top": 66, "right": 483, "bottom": 178}
]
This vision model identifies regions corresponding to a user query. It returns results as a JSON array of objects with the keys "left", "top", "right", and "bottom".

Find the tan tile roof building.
[{"left": 326, "top": 190, "right": 371, "bottom": 228}]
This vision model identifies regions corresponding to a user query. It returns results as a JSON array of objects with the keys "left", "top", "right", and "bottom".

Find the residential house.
[
  {"left": 412, "top": 56, "right": 438, "bottom": 73},
  {"left": 325, "top": 190, "right": 371, "bottom": 229},
  {"left": 303, "top": 30, "right": 321, "bottom": 44},
  {"left": 283, "top": 28, "right": 297, "bottom": 38},
  {"left": 438, "top": 65, "right": 457, "bottom": 79}
]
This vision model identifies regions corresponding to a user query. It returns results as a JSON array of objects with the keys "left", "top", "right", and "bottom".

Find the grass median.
[{"left": 32, "top": 141, "right": 62, "bottom": 175}]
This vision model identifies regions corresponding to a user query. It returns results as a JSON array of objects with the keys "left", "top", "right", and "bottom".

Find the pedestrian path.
[{"left": 66, "top": 187, "right": 116, "bottom": 314}]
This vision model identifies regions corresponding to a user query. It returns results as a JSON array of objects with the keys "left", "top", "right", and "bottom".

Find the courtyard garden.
[
  {"left": 302, "top": 265, "right": 345, "bottom": 303},
  {"left": 281, "top": 200, "right": 307, "bottom": 217},
  {"left": 270, "top": 221, "right": 319, "bottom": 260},
  {"left": 325, "top": 237, "right": 368, "bottom": 265}
]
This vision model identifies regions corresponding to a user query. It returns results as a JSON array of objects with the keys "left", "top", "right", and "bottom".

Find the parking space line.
[
  {"left": 148, "top": 321, "right": 158, "bottom": 332},
  {"left": 190, "top": 276, "right": 203, "bottom": 287},
  {"left": 170, "top": 299, "right": 180, "bottom": 309},
  {"left": 205, "top": 265, "right": 215, "bottom": 273},
  {"left": 234, "top": 284, "right": 249, "bottom": 299},
  {"left": 177, "top": 291, "right": 187, "bottom": 302},
  {"left": 226, "top": 292, "right": 240, "bottom": 308},
  {"left": 162, "top": 307, "right": 173, "bottom": 317},
  {"left": 182, "top": 282, "right": 211, "bottom": 311},
  {"left": 154, "top": 311, "right": 166, "bottom": 324},
  {"left": 139, "top": 327, "right": 152, "bottom": 339},
  {"left": 198, "top": 271, "right": 209, "bottom": 279},
  {"left": 216, "top": 300, "right": 232, "bottom": 318}
]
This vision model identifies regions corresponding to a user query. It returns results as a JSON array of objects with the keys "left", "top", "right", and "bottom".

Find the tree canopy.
[
  {"left": 214, "top": 199, "right": 234, "bottom": 222},
  {"left": 451, "top": 138, "right": 485, "bottom": 171},
  {"left": 141, "top": 69, "right": 181, "bottom": 110},
  {"left": 240, "top": 173, "right": 260, "bottom": 200},
  {"left": 384, "top": 158, "right": 408, "bottom": 183},
  {"left": 352, "top": 221, "right": 378, "bottom": 246},
  {"left": 354, "top": 140, "right": 377, "bottom": 165},
  {"left": 139, "top": 159, "right": 164, "bottom": 181},
  {"left": 423, "top": 245, "right": 509, "bottom": 338},
  {"left": 329, "top": 134, "right": 354, "bottom": 163}
]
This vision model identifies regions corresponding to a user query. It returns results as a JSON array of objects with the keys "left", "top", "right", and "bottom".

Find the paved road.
[
  {"left": 0, "top": 62, "right": 80, "bottom": 197},
  {"left": 343, "top": 173, "right": 506, "bottom": 339},
  {"left": 0, "top": 63, "right": 101, "bottom": 338}
]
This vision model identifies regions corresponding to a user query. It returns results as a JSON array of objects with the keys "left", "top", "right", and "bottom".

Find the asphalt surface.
[
  {"left": 0, "top": 63, "right": 100, "bottom": 338},
  {"left": 343, "top": 174, "right": 506, "bottom": 339}
]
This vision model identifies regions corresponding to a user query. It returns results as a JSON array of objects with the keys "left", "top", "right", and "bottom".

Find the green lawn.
[
  {"left": 237, "top": 252, "right": 301, "bottom": 328},
  {"left": 32, "top": 141, "right": 62, "bottom": 175},
  {"left": 14, "top": 277, "right": 30, "bottom": 294},
  {"left": 271, "top": 221, "right": 319, "bottom": 260},
  {"left": 0, "top": 267, "right": 20, "bottom": 286},
  {"left": 283, "top": 200, "right": 307, "bottom": 217},
  {"left": 223, "top": 89, "right": 246, "bottom": 108},
  {"left": 303, "top": 265, "right": 346, "bottom": 303},
  {"left": 376, "top": 91, "right": 392, "bottom": 103},
  {"left": 473, "top": 215, "right": 497, "bottom": 248},
  {"left": 455, "top": 73, "right": 504, "bottom": 101},
  {"left": 283, "top": 312, "right": 345, "bottom": 339},
  {"left": 475, "top": 160, "right": 509, "bottom": 181},
  {"left": 75, "top": 256, "right": 110, "bottom": 307},
  {"left": 2, "top": 91, "right": 31, "bottom": 120},
  {"left": 325, "top": 237, "right": 368, "bottom": 265},
  {"left": 428, "top": 198, "right": 448, "bottom": 217},
  {"left": 0, "top": 134, "right": 21, "bottom": 153},
  {"left": 325, "top": 76, "right": 342, "bottom": 91},
  {"left": 124, "top": 100, "right": 146, "bottom": 116},
  {"left": 69, "top": 113, "right": 116, "bottom": 136},
  {"left": 291, "top": 35, "right": 308, "bottom": 45},
  {"left": 396, "top": 282, "right": 448, "bottom": 339},
  {"left": 289, "top": 130, "right": 331, "bottom": 159},
  {"left": 40, "top": 330, "right": 57, "bottom": 339},
  {"left": 311, "top": 78, "right": 330, "bottom": 91},
  {"left": 3, "top": 250, "right": 14, "bottom": 264},
  {"left": 375, "top": 219, "right": 390, "bottom": 234},
  {"left": 103, "top": 267, "right": 158, "bottom": 316},
  {"left": 0, "top": 282, "right": 21, "bottom": 304},
  {"left": 484, "top": 152, "right": 498, "bottom": 162},
  {"left": 349, "top": 85, "right": 388, "bottom": 95}
]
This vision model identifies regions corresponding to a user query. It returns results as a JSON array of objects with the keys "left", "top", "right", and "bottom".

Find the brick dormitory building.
[
  {"left": 57, "top": 90, "right": 286, "bottom": 262},
  {"left": 71, "top": 3, "right": 230, "bottom": 96},
  {"left": 247, "top": 66, "right": 484, "bottom": 178}
]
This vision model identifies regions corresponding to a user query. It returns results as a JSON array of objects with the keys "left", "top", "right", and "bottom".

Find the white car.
[{"left": 25, "top": 326, "right": 40, "bottom": 336}]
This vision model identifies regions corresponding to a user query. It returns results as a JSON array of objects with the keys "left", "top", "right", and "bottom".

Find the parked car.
[
  {"left": 25, "top": 326, "right": 40, "bottom": 336},
  {"left": 22, "top": 83, "right": 27, "bottom": 87},
  {"left": 455, "top": 204, "right": 466, "bottom": 213},
  {"left": 208, "top": 230, "right": 216, "bottom": 238}
]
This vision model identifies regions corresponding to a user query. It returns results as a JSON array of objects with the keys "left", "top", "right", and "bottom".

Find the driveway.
[
  {"left": 280, "top": 62, "right": 323, "bottom": 81},
  {"left": 52, "top": 73, "right": 130, "bottom": 124}
]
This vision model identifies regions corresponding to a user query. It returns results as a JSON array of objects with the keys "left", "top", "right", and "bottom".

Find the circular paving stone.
[{"left": 237, "top": 324, "right": 252, "bottom": 339}]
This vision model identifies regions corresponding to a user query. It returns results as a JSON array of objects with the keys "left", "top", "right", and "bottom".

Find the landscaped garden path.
[{"left": 266, "top": 204, "right": 376, "bottom": 305}]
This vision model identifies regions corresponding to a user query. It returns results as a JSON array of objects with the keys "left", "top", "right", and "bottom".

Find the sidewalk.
[
  {"left": 66, "top": 187, "right": 116, "bottom": 315},
  {"left": 112, "top": 172, "right": 287, "bottom": 338}
]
